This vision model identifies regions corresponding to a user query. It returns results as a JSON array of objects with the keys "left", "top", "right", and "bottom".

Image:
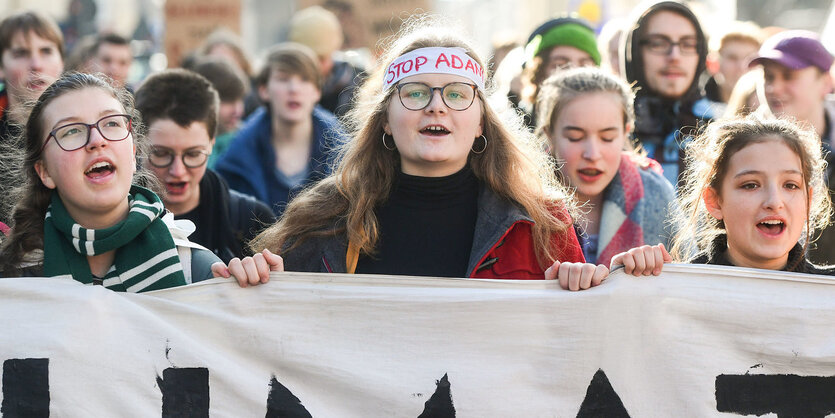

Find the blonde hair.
[
  {"left": 536, "top": 67, "right": 651, "bottom": 167},
  {"left": 670, "top": 116, "right": 831, "bottom": 263},
  {"left": 252, "top": 15, "right": 577, "bottom": 267},
  {"left": 723, "top": 67, "right": 764, "bottom": 119}
]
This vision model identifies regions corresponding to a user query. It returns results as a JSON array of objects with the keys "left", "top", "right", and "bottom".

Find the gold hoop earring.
[
  {"left": 382, "top": 132, "right": 396, "bottom": 151},
  {"left": 471, "top": 135, "right": 487, "bottom": 154}
]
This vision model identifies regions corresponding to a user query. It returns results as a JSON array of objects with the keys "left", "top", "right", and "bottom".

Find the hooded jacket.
[
  {"left": 215, "top": 105, "right": 344, "bottom": 217},
  {"left": 281, "top": 183, "right": 586, "bottom": 279},
  {"left": 622, "top": 1, "right": 719, "bottom": 186}
]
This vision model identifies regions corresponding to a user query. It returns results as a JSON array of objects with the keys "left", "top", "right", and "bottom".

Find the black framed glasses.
[
  {"left": 148, "top": 147, "right": 210, "bottom": 168},
  {"left": 43, "top": 114, "right": 132, "bottom": 151},
  {"left": 395, "top": 82, "right": 478, "bottom": 111},
  {"left": 641, "top": 35, "right": 699, "bottom": 56}
]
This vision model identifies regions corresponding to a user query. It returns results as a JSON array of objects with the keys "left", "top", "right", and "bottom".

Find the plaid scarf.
[
  {"left": 42, "top": 185, "right": 187, "bottom": 292},
  {"left": 596, "top": 153, "right": 670, "bottom": 267}
]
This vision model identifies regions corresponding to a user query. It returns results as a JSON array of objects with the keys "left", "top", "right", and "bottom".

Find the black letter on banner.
[
  {"left": 265, "top": 376, "right": 312, "bottom": 418},
  {"left": 716, "top": 374, "right": 835, "bottom": 417},
  {"left": 2, "top": 358, "right": 49, "bottom": 417},
  {"left": 576, "top": 369, "right": 630, "bottom": 418},
  {"left": 157, "top": 367, "right": 209, "bottom": 417},
  {"left": 417, "top": 373, "right": 455, "bottom": 418}
]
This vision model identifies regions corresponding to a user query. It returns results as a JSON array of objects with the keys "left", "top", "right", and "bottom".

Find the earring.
[
  {"left": 471, "top": 135, "right": 487, "bottom": 154},
  {"left": 382, "top": 132, "right": 396, "bottom": 150}
]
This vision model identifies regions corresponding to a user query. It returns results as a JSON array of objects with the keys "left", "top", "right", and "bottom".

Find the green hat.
[{"left": 525, "top": 18, "right": 600, "bottom": 66}]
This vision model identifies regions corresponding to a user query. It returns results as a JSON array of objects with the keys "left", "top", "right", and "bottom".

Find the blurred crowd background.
[{"left": 1, "top": 0, "right": 832, "bottom": 88}]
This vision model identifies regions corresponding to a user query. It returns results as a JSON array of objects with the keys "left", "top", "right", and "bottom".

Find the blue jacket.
[{"left": 215, "top": 105, "right": 344, "bottom": 216}]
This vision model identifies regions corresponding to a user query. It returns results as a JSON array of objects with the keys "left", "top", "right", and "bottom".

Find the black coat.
[
  {"left": 691, "top": 235, "right": 835, "bottom": 276},
  {"left": 178, "top": 169, "right": 276, "bottom": 263}
]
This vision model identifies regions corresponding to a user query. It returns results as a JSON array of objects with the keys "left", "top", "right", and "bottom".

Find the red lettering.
[
  {"left": 464, "top": 59, "right": 475, "bottom": 74},
  {"left": 451, "top": 54, "right": 463, "bottom": 69},
  {"left": 386, "top": 65, "right": 396, "bottom": 84},
  {"left": 402, "top": 59, "right": 413, "bottom": 74},
  {"left": 435, "top": 53, "right": 450, "bottom": 69},
  {"left": 393, "top": 61, "right": 405, "bottom": 78},
  {"left": 415, "top": 56, "right": 427, "bottom": 72}
]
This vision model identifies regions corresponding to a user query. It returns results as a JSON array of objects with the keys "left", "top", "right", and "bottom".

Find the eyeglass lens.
[
  {"left": 51, "top": 114, "right": 131, "bottom": 151},
  {"left": 148, "top": 148, "right": 209, "bottom": 168},
  {"left": 397, "top": 82, "right": 476, "bottom": 111},
  {"left": 644, "top": 35, "right": 698, "bottom": 55}
]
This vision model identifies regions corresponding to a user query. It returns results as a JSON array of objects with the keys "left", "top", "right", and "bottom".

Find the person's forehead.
[
  {"left": 8, "top": 30, "right": 58, "bottom": 50},
  {"left": 645, "top": 10, "right": 696, "bottom": 38},
  {"left": 721, "top": 39, "right": 759, "bottom": 52},
  {"left": 762, "top": 60, "right": 796, "bottom": 73},
  {"left": 98, "top": 42, "right": 131, "bottom": 55},
  {"left": 549, "top": 45, "right": 592, "bottom": 60},
  {"left": 399, "top": 72, "right": 473, "bottom": 86}
]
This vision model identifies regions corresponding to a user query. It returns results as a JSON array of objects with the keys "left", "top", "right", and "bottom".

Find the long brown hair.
[
  {"left": 0, "top": 72, "right": 157, "bottom": 275},
  {"left": 669, "top": 116, "right": 831, "bottom": 262},
  {"left": 252, "top": 15, "right": 577, "bottom": 268}
]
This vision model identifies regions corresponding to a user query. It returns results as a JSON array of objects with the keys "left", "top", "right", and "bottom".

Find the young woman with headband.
[{"left": 252, "top": 16, "right": 608, "bottom": 290}]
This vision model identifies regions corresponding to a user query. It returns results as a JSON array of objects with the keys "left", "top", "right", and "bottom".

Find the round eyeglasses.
[
  {"left": 395, "top": 82, "right": 478, "bottom": 111},
  {"left": 148, "top": 147, "right": 210, "bottom": 168},
  {"left": 42, "top": 114, "right": 132, "bottom": 151}
]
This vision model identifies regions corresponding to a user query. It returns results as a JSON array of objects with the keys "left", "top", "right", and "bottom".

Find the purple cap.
[{"left": 749, "top": 30, "right": 834, "bottom": 71}]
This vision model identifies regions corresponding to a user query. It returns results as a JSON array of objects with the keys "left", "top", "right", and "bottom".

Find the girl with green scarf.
[{"left": 0, "top": 72, "right": 282, "bottom": 291}]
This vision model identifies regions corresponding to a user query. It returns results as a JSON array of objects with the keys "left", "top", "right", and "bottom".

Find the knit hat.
[
  {"left": 525, "top": 17, "right": 600, "bottom": 66},
  {"left": 749, "top": 30, "right": 833, "bottom": 72},
  {"left": 288, "top": 6, "right": 343, "bottom": 57}
]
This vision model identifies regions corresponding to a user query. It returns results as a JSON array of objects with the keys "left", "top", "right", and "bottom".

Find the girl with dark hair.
[
  {"left": 613, "top": 116, "right": 834, "bottom": 275},
  {"left": 0, "top": 72, "right": 281, "bottom": 289}
]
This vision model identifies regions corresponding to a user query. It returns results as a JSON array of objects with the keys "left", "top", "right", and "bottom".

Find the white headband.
[{"left": 382, "top": 47, "right": 485, "bottom": 91}]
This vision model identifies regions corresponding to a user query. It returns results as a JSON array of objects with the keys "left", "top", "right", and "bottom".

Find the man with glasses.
[
  {"left": 135, "top": 69, "right": 274, "bottom": 263},
  {"left": 622, "top": 1, "right": 719, "bottom": 186}
]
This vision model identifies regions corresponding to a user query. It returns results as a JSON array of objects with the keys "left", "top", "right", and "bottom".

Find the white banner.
[{"left": 3, "top": 265, "right": 835, "bottom": 417}]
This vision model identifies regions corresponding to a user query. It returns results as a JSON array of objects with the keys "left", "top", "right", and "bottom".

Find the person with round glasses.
[
  {"left": 0, "top": 72, "right": 283, "bottom": 288},
  {"left": 135, "top": 69, "right": 275, "bottom": 263},
  {"left": 251, "top": 16, "right": 609, "bottom": 290}
]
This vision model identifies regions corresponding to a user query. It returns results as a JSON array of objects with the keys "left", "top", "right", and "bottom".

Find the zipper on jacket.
[{"left": 321, "top": 256, "right": 333, "bottom": 273}]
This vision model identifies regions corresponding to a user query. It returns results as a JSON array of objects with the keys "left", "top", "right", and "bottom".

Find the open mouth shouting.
[
  {"left": 165, "top": 181, "right": 189, "bottom": 196},
  {"left": 84, "top": 159, "right": 115, "bottom": 183},
  {"left": 756, "top": 218, "right": 786, "bottom": 237},
  {"left": 420, "top": 124, "right": 451, "bottom": 136}
]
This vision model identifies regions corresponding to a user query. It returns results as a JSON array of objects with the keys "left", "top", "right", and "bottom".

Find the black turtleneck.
[{"left": 355, "top": 166, "right": 479, "bottom": 277}]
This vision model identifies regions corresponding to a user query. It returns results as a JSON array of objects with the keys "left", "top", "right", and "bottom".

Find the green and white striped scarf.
[{"left": 43, "top": 185, "right": 187, "bottom": 292}]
